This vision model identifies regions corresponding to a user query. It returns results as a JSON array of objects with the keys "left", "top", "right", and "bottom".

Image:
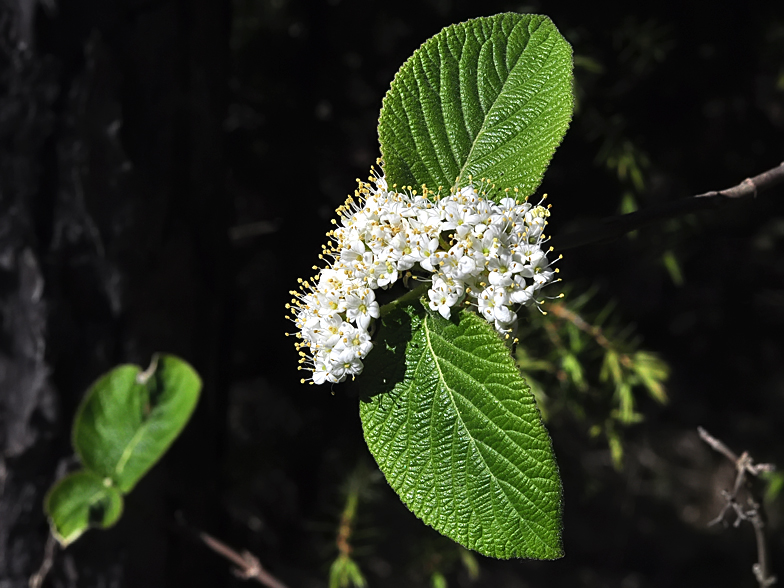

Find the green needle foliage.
[
  {"left": 329, "top": 465, "right": 372, "bottom": 588},
  {"left": 329, "top": 555, "right": 367, "bottom": 588},
  {"left": 514, "top": 292, "right": 670, "bottom": 468}
]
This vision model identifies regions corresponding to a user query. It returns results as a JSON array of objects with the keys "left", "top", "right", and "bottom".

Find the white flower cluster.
[{"left": 287, "top": 166, "right": 561, "bottom": 385}]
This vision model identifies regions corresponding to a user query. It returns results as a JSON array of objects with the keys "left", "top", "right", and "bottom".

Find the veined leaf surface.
[
  {"left": 360, "top": 303, "right": 562, "bottom": 559},
  {"left": 378, "top": 12, "right": 573, "bottom": 195},
  {"left": 45, "top": 470, "right": 124, "bottom": 546},
  {"left": 72, "top": 354, "right": 202, "bottom": 493}
]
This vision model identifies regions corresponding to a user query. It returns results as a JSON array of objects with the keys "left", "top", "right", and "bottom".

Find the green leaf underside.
[
  {"left": 360, "top": 304, "right": 562, "bottom": 559},
  {"left": 73, "top": 355, "right": 202, "bottom": 493},
  {"left": 378, "top": 13, "right": 573, "bottom": 196},
  {"left": 45, "top": 470, "right": 124, "bottom": 546}
]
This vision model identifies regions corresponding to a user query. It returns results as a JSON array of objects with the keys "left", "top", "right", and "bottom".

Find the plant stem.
[
  {"left": 336, "top": 473, "right": 362, "bottom": 557},
  {"left": 698, "top": 427, "right": 778, "bottom": 588},
  {"left": 199, "top": 531, "right": 289, "bottom": 588},
  {"left": 379, "top": 282, "right": 429, "bottom": 318},
  {"left": 551, "top": 161, "right": 784, "bottom": 251}
]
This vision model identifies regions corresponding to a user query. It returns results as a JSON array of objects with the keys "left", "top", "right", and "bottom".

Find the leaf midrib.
[
  {"left": 421, "top": 315, "right": 504, "bottom": 538},
  {"left": 422, "top": 313, "right": 555, "bottom": 553},
  {"left": 114, "top": 420, "right": 150, "bottom": 479},
  {"left": 455, "top": 19, "right": 550, "bottom": 187}
]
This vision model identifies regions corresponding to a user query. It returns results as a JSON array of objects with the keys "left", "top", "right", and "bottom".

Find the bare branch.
[
  {"left": 698, "top": 426, "right": 739, "bottom": 464},
  {"left": 698, "top": 427, "right": 777, "bottom": 588},
  {"left": 552, "top": 162, "right": 784, "bottom": 251},
  {"left": 29, "top": 532, "right": 58, "bottom": 588},
  {"left": 199, "top": 531, "right": 289, "bottom": 588},
  {"left": 546, "top": 301, "right": 613, "bottom": 350}
]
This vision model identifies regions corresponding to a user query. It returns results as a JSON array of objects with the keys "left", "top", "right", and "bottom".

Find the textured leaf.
[
  {"left": 360, "top": 303, "right": 562, "bottom": 559},
  {"left": 45, "top": 470, "right": 124, "bottom": 546},
  {"left": 378, "top": 13, "right": 573, "bottom": 195},
  {"left": 73, "top": 354, "right": 202, "bottom": 493}
]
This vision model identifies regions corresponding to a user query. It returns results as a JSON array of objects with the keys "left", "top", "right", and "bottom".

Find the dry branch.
[
  {"left": 698, "top": 427, "right": 777, "bottom": 588},
  {"left": 199, "top": 531, "right": 289, "bottom": 588},
  {"left": 552, "top": 162, "right": 784, "bottom": 251}
]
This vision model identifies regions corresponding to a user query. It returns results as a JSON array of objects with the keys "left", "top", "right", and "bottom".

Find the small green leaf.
[
  {"left": 431, "top": 571, "right": 448, "bottom": 588},
  {"left": 329, "top": 554, "right": 367, "bottom": 588},
  {"left": 600, "top": 350, "right": 622, "bottom": 387},
  {"left": 763, "top": 471, "right": 784, "bottom": 504},
  {"left": 561, "top": 353, "right": 587, "bottom": 391},
  {"left": 606, "top": 426, "right": 624, "bottom": 470},
  {"left": 45, "top": 470, "right": 124, "bottom": 546},
  {"left": 458, "top": 546, "right": 481, "bottom": 579},
  {"left": 360, "top": 303, "right": 562, "bottom": 559},
  {"left": 616, "top": 382, "right": 636, "bottom": 424},
  {"left": 631, "top": 351, "right": 669, "bottom": 403},
  {"left": 662, "top": 249, "right": 684, "bottom": 286},
  {"left": 73, "top": 354, "right": 202, "bottom": 493},
  {"left": 378, "top": 13, "right": 573, "bottom": 195}
]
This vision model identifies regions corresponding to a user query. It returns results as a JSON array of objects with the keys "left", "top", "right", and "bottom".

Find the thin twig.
[
  {"left": 229, "top": 220, "right": 280, "bottom": 241},
  {"left": 698, "top": 426, "right": 739, "bottom": 463},
  {"left": 552, "top": 162, "right": 784, "bottom": 251},
  {"left": 336, "top": 469, "right": 363, "bottom": 559},
  {"left": 698, "top": 427, "right": 777, "bottom": 588},
  {"left": 29, "top": 532, "right": 58, "bottom": 588},
  {"left": 379, "top": 282, "right": 429, "bottom": 318},
  {"left": 199, "top": 531, "right": 289, "bottom": 588},
  {"left": 546, "top": 301, "right": 613, "bottom": 350}
]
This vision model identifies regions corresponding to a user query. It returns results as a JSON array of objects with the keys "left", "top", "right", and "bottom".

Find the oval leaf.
[
  {"left": 378, "top": 13, "right": 573, "bottom": 195},
  {"left": 72, "top": 354, "right": 202, "bottom": 493},
  {"left": 45, "top": 469, "right": 124, "bottom": 546},
  {"left": 359, "top": 303, "right": 562, "bottom": 559}
]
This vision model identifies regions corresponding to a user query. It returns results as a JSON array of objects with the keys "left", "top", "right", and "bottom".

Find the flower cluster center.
[{"left": 286, "top": 164, "right": 560, "bottom": 385}]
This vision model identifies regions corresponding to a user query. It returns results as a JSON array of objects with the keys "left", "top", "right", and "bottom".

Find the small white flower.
[
  {"left": 311, "top": 358, "right": 331, "bottom": 385},
  {"left": 313, "top": 314, "right": 345, "bottom": 350},
  {"left": 428, "top": 277, "right": 459, "bottom": 319},
  {"left": 345, "top": 288, "right": 380, "bottom": 330},
  {"left": 477, "top": 285, "right": 513, "bottom": 324},
  {"left": 335, "top": 323, "right": 373, "bottom": 358},
  {"left": 376, "top": 260, "right": 399, "bottom": 289},
  {"left": 455, "top": 254, "right": 478, "bottom": 281},
  {"left": 289, "top": 169, "right": 560, "bottom": 385},
  {"left": 315, "top": 290, "right": 346, "bottom": 317},
  {"left": 333, "top": 348, "right": 364, "bottom": 380},
  {"left": 416, "top": 236, "right": 441, "bottom": 272},
  {"left": 340, "top": 240, "right": 367, "bottom": 265}
]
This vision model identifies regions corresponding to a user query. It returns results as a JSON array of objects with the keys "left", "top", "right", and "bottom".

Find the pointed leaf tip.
[
  {"left": 360, "top": 303, "right": 562, "bottom": 559},
  {"left": 379, "top": 13, "right": 574, "bottom": 196}
]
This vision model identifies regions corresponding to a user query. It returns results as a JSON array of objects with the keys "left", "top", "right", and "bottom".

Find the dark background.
[{"left": 1, "top": 0, "right": 783, "bottom": 586}]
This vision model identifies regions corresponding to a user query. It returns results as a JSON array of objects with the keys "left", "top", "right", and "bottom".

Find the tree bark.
[{"left": 0, "top": 1, "right": 231, "bottom": 586}]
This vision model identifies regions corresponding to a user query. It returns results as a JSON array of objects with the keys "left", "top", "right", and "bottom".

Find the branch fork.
[{"left": 698, "top": 427, "right": 777, "bottom": 588}]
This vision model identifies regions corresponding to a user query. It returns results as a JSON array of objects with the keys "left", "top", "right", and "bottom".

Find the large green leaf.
[
  {"left": 72, "top": 354, "right": 202, "bottom": 493},
  {"left": 378, "top": 13, "right": 573, "bottom": 195},
  {"left": 359, "top": 303, "right": 562, "bottom": 559},
  {"left": 45, "top": 469, "right": 124, "bottom": 546}
]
